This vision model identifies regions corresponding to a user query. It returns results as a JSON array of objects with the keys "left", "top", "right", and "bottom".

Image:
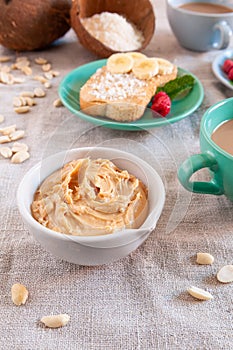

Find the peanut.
[
  {"left": 14, "top": 106, "right": 30, "bottom": 114},
  {"left": 217, "top": 265, "right": 233, "bottom": 283},
  {"left": 34, "top": 87, "right": 46, "bottom": 98},
  {"left": 187, "top": 286, "right": 213, "bottom": 301},
  {"left": 196, "top": 252, "right": 214, "bottom": 265},
  {"left": 11, "top": 283, "right": 28, "bottom": 306},
  {"left": 0, "top": 147, "right": 12, "bottom": 158},
  {"left": 12, "top": 142, "right": 29, "bottom": 153},
  {"left": 11, "top": 151, "right": 30, "bottom": 163},
  {"left": 40, "top": 314, "right": 70, "bottom": 328}
]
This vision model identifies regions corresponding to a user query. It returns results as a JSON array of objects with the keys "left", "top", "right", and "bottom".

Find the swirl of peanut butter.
[{"left": 31, "top": 158, "right": 148, "bottom": 236}]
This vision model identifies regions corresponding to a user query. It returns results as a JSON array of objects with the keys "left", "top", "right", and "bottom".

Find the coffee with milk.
[{"left": 179, "top": 2, "right": 233, "bottom": 14}]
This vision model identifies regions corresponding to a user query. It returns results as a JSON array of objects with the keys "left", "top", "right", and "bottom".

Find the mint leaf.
[{"left": 157, "top": 75, "right": 195, "bottom": 100}]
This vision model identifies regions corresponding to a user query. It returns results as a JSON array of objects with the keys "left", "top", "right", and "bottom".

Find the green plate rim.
[{"left": 59, "top": 59, "right": 204, "bottom": 131}]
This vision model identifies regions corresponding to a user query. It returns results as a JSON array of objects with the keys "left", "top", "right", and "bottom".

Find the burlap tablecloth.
[{"left": 1, "top": 1, "right": 233, "bottom": 349}]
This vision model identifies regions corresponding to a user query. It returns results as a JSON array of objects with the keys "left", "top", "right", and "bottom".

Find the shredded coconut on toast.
[{"left": 87, "top": 68, "right": 147, "bottom": 101}]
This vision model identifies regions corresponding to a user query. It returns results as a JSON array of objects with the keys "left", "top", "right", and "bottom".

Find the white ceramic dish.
[
  {"left": 212, "top": 49, "right": 233, "bottom": 90},
  {"left": 17, "top": 147, "right": 165, "bottom": 266}
]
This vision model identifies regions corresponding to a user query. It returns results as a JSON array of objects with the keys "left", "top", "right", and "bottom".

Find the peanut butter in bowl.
[
  {"left": 31, "top": 158, "right": 148, "bottom": 236},
  {"left": 18, "top": 147, "right": 165, "bottom": 265}
]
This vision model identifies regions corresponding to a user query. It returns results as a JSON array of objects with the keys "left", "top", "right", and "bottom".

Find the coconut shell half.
[
  {"left": 0, "top": 0, "right": 72, "bottom": 51},
  {"left": 71, "top": 0, "right": 156, "bottom": 58}
]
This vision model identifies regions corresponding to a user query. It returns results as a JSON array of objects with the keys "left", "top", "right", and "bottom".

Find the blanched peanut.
[
  {"left": 0, "top": 147, "right": 12, "bottom": 158},
  {"left": 10, "top": 130, "right": 25, "bottom": 141},
  {"left": 53, "top": 98, "right": 63, "bottom": 107},
  {"left": 11, "top": 151, "right": 30, "bottom": 163},
  {"left": 14, "top": 106, "right": 30, "bottom": 114},
  {"left": 187, "top": 286, "right": 213, "bottom": 301},
  {"left": 0, "top": 135, "right": 10, "bottom": 144},
  {"left": 196, "top": 252, "right": 214, "bottom": 265},
  {"left": 12, "top": 142, "right": 28, "bottom": 153},
  {"left": 217, "top": 265, "right": 233, "bottom": 283},
  {"left": 20, "top": 91, "right": 34, "bottom": 98},
  {"left": 0, "top": 56, "right": 11, "bottom": 63},
  {"left": 34, "top": 87, "right": 45, "bottom": 97},
  {"left": 35, "top": 57, "right": 48, "bottom": 65},
  {"left": 0, "top": 124, "right": 16, "bottom": 135},
  {"left": 42, "top": 63, "right": 51, "bottom": 72},
  {"left": 40, "top": 314, "right": 70, "bottom": 328},
  {"left": 11, "top": 283, "right": 28, "bottom": 306}
]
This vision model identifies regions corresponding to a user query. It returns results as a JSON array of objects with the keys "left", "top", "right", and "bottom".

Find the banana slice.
[
  {"left": 132, "top": 58, "right": 159, "bottom": 80},
  {"left": 155, "top": 58, "right": 174, "bottom": 75},
  {"left": 107, "top": 53, "right": 134, "bottom": 74},
  {"left": 125, "top": 52, "right": 147, "bottom": 65}
]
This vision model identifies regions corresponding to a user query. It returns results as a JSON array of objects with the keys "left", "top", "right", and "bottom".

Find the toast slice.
[{"left": 80, "top": 65, "right": 177, "bottom": 122}]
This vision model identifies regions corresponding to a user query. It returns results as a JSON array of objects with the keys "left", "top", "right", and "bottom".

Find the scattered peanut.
[
  {"left": 20, "top": 91, "right": 35, "bottom": 98},
  {"left": 53, "top": 98, "right": 63, "bottom": 108},
  {"left": 14, "top": 106, "right": 30, "bottom": 114},
  {"left": 0, "top": 135, "right": 10, "bottom": 144},
  {"left": 40, "top": 314, "right": 70, "bottom": 328},
  {"left": 0, "top": 54, "right": 60, "bottom": 167},
  {"left": 187, "top": 286, "right": 213, "bottom": 301},
  {"left": 51, "top": 70, "right": 60, "bottom": 77},
  {"left": 34, "top": 87, "right": 46, "bottom": 97},
  {"left": 0, "top": 147, "right": 12, "bottom": 158},
  {"left": 35, "top": 57, "right": 48, "bottom": 65},
  {"left": 0, "top": 56, "right": 11, "bottom": 63},
  {"left": 42, "top": 63, "right": 51, "bottom": 72},
  {"left": 13, "top": 97, "right": 23, "bottom": 107},
  {"left": 21, "top": 66, "right": 32, "bottom": 76},
  {"left": 24, "top": 97, "right": 36, "bottom": 107},
  {"left": 16, "top": 56, "right": 29, "bottom": 62},
  {"left": 11, "top": 283, "right": 29, "bottom": 306},
  {"left": 11, "top": 151, "right": 30, "bottom": 164},
  {"left": 44, "top": 72, "right": 53, "bottom": 80},
  {"left": 196, "top": 252, "right": 214, "bottom": 265},
  {"left": 33, "top": 75, "right": 48, "bottom": 84},
  {"left": 12, "top": 142, "right": 28, "bottom": 153},
  {"left": 19, "top": 97, "right": 27, "bottom": 106},
  {"left": 217, "top": 265, "right": 233, "bottom": 283},
  {"left": 0, "top": 124, "right": 16, "bottom": 135},
  {"left": 44, "top": 81, "right": 51, "bottom": 89},
  {"left": 14, "top": 60, "right": 30, "bottom": 70},
  {"left": 0, "top": 71, "right": 14, "bottom": 84},
  {"left": 10, "top": 130, "right": 25, "bottom": 141}
]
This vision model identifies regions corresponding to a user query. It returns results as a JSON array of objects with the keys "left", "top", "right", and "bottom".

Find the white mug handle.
[{"left": 213, "top": 20, "right": 232, "bottom": 49}]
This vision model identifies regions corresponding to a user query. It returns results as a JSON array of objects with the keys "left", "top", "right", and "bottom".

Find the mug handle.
[
  {"left": 178, "top": 153, "right": 224, "bottom": 195},
  {"left": 212, "top": 20, "right": 232, "bottom": 49}
]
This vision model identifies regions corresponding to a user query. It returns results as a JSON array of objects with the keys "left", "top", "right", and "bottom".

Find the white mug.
[{"left": 167, "top": 0, "right": 233, "bottom": 51}]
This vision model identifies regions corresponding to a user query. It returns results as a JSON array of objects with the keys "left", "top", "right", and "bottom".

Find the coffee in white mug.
[
  {"left": 167, "top": 0, "right": 233, "bottom": 51},
  {"left": 179, "top": 2, "right": 233, "bottom": 14}
]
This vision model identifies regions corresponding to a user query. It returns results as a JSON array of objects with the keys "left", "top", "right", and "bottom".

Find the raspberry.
[
  {"left": 228, "top": 66, "right": 233, "bottom": 80},
  {"left": 223, "top": 59, "right": 233, "bottom": 74},
  {"left": 151, "top": 91, "right": 171, "bottom": 117}
]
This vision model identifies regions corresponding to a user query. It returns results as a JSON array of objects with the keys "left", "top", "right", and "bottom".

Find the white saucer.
[{"left": 212, "top": 49, "right": 233, "bottom": 90}]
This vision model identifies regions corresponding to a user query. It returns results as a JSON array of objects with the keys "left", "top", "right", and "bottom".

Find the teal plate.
[{"left": 59, "top": 59, "right": 204, "bottom": 131}]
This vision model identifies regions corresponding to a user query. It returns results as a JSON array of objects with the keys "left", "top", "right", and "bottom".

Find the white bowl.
[{"left": 17, "top": 147, "right": 165, "bottom": 266}]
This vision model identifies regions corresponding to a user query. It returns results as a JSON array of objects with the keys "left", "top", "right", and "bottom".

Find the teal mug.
[{"left": 178, "top": 98, "right": 233, "bottom": 201}]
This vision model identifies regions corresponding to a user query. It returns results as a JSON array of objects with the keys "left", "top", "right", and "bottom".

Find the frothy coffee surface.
[
  {"left": 211, "top": 119, "right": 233, "bottom": 156},
  {"left": 179, "top": 2, "right": 233, "bottom": 14}
]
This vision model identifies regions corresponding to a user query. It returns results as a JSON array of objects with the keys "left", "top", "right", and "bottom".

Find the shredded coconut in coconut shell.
[{"left": 81, "top": 12, "right": 144, "bottom": 51}]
